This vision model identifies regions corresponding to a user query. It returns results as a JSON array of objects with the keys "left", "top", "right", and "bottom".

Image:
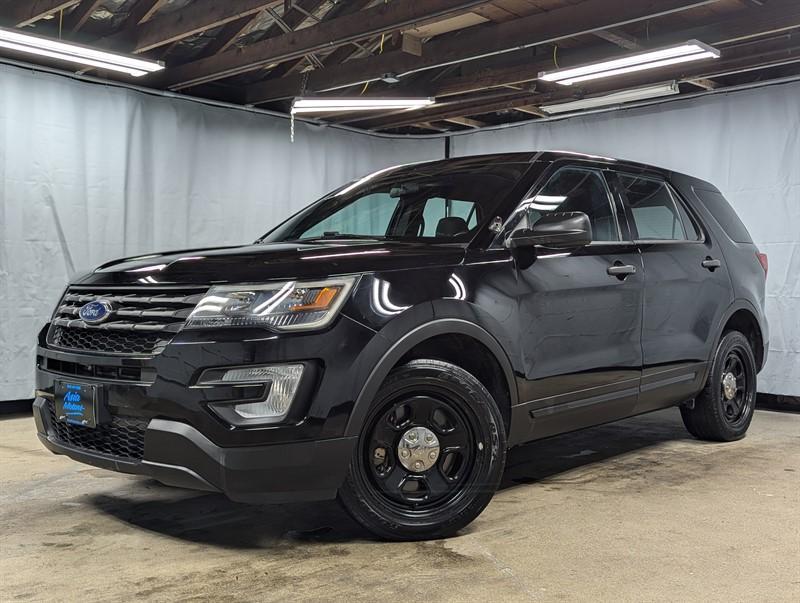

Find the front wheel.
[
  {"left": 338, "top": 359, "right": 507, "bottom": 541},
  {"left": 681, "top": 330, "right": 757, "bottom": 442}
]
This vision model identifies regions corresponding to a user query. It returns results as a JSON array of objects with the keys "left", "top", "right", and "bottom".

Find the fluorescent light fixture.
[
  {"left": 541, "top": 82, "right": 680, "bottom": 115},
  {"left": 291, "top": 97, "right": 434, "bottom": 114},
  {"left": 0, "top": 26, "right": 164, "bottom": 77},
  {"left": 539, "top": 40, "right": 719, "bottom": 86}
]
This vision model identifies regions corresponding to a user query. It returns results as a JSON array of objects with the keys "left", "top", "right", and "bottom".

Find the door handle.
[
  {"left": 607, "top": 263, "right": 637, "bottom": 279},
  {"left": 701, "top": 257, "right": 721, "bottom": 271}
]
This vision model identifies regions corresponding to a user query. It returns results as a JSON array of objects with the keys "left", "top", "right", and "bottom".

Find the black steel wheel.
[
  {"left": 338, "top": 359, "right": 506, "bottom": 541},
  {"left": 681, "top": 330, "right": 757, "bottom": 441}
]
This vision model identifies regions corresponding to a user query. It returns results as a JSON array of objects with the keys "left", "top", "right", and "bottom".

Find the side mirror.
[{"left": 507, "top": 211, "right": 593, "bottom": 250}]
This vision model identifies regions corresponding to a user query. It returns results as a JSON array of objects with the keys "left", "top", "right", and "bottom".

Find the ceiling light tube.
[
  {"left": 291, "top": 97, "right": 434, "bottom": 113},
  {"left": 0, "top": 26, "right": 164, "bottom": 77},
  {"left": 541, "top": 82, "right": 680, "bottom": 115},
  {"left": 539, "top": 40, "right": 719, "bottom": 86}
]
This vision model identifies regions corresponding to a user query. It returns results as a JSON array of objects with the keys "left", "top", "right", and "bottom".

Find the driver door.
[{"left": 512, "top": 164, "right": 644, "bottom": 440}]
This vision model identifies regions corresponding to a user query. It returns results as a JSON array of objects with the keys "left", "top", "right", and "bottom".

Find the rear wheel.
[
  {"left": 338, "top": 359, "right": 506, "bottom": 541},
  {"left": 681, "top": 330, "right": 757, "bottom": 441}
]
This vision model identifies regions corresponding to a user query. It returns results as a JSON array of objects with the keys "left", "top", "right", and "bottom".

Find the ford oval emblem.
[{"left": 78, "top": 300, "right": 113, "bottom": 324}]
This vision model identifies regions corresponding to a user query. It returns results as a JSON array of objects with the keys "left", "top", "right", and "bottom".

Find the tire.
[
  {"left": 681, "top": 330, "right": 757, "bottom": 442},
  {"left": 338, "top": 359, "right": 507, "bottom": 541}
]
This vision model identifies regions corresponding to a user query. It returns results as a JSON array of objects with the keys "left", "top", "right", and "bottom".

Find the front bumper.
[{"left": 34, "top": 397, "right": 356, "bottom": 503}]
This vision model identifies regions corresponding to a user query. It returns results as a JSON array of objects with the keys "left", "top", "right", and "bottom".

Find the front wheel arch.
[{"left": 345, "top": 319, "right": 518, "bottom": 438}]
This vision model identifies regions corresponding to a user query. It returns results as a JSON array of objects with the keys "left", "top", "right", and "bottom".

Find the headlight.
[{"left": 185, "top": 277, "right": 356, "bottom": 331}]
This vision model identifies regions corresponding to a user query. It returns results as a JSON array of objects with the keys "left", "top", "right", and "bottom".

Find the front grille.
[
  {"left": 46, "top": 287, "right": 206, "bottom": 356},
  {"left": 47, "top": 400, "right": 147, "bottom": 461}
]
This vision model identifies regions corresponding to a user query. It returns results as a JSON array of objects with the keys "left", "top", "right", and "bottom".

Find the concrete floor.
[{"left": 1, "top": 409, "right": 798, "bottom": 602}]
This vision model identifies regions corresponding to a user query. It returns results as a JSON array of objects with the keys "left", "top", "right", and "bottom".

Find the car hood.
[{"left": 74, "top": 240, "right": 467, "bottom": 286}]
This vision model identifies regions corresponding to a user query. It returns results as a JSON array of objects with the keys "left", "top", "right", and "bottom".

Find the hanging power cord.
[
  {"left": 360, "top": 0, "right": 390, "bottom": 95},
  {"left": 58, "top": 9, "right": 63, "bottom": 39},
  {"left": 553, "top": 44, "right": 560, "bottom": 69},
  {"left": 360, "top": 32, "right": 386, "bottom": 95}
]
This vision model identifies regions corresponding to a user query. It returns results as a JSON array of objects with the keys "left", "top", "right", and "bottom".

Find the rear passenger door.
[{"left": 611, "top": 171, "right": 733, "bottom": 412}]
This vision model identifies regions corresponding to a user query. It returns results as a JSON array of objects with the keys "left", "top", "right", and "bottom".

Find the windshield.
[{"left": 261, "top": 160, "right": 530, "bottom": 244}]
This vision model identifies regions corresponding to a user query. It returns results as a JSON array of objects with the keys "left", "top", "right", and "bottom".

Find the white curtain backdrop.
[
  {"left": 1, "top": 62, "right": 797, "bottom": 398},
  {"left": 451, "top": 80, "right": 800, "bottom": 396},
  {"left": 0, "top": 63, "right": 443, "bottom": 399}
]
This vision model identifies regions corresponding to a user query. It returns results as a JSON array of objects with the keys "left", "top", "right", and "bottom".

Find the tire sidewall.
[
  {"left": 707, "top": 331, "right": 758, "bottom": 439},
  {"left": 339, "top": 359, "right": 507, "bottom": 540}
]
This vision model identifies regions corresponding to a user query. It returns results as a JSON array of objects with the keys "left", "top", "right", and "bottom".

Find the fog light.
[{"left": 221, "top": 364, "right": 304, "bottom": 420}]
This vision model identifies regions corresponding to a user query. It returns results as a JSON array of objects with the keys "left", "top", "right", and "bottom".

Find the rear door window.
[{"left": 619, "top": 174, "right": 697, "bottom": 241}]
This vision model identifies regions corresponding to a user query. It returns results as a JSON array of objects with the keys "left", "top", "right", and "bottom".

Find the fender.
[
  {"left": 344, "top": 318, "right": 519, "bottom": 437},
  {"left": 701, "top": 298, "right": 767, "bottom": 385}
]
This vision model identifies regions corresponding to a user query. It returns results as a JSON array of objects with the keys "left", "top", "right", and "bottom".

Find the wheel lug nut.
[
  {"left": 414, "top": 460, "right": 424, "bottom": 471},
  {"left": 425, "top": 433, "right": 434, "bottom": 443},
  {"left": 429, "top": 451, "right": 437, "bottom": 460},
  {"left": 400, "top": 449, "right": 410, "bottom": 458}
]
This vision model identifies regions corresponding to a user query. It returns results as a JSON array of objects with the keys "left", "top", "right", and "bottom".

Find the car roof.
[{"left": 400, "top": 151, "right": 710, "bottom": 189}]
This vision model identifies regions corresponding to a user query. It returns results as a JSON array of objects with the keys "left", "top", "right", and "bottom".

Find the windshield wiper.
[{"left": 296, "top": 232, "right": 385, "bottom": 241}]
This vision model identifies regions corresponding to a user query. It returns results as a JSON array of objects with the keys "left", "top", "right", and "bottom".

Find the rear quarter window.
[{"left": 692, "top": 187, "right": 753, "bottom": 243}]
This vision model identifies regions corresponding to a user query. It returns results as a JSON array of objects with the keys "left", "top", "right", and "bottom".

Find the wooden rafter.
[
  {"left": 593, "top": 29, "right": 641, "bottom": 50},
  {"left": 243, "top": 0, "right": 719, "bottom": 104},
  {"left": 443, "top": 116, "right": 487, "bottom": 128},
  {"left": 162, "top": 0, "right": 493, "bottom": 89},
  {"left": 195, "top": 15, "right": 261, "bottom": 59},
  {"left": 62, "top": 0, "right": 103, "bottom": 33},
  {"left": 2, "top": 0, "right": 79, "bottom": 27},
  {"left": 265, "top": 0, "right": 372, "bottom": 80},
  {"left": 395, "top": 0, "right": 800, "bottom": 101},
  {"left": 356, "top": 38, "right": 800, "bottom": 130},
  {"left": 102, "top": 0, "right": 283, "bottom": 53},
  {"left": 124, "top": 0, "right": 167, "bottom": 28}
]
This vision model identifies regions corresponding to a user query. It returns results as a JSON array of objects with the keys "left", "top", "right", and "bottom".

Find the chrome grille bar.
[{"left": 47, "top": 287, "right": 207, "bottom": 355}]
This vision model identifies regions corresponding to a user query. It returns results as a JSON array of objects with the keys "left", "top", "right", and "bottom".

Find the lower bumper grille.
[
  {"left": 39, "top": 356, "right": 154, "bottom": 384},
  {"left": 47, "top": 401, "right": 148, "bottom": 461}
]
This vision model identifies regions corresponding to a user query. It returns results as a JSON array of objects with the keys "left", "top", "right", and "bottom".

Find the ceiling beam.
[
  {"left": 686, "top": 78, "right": 720, "bottom": 89},
  {"left": 418, "top": 0, "right": 800, "bottom": 99},
  {"left": 62, "top": 0, "right": 102, "bottom": 33},
  {"left": 103, "top": 0, "right": 282, "bottom": 53},
  {"left": 593, "top": 29, "right": 641, "bottom": 50},
  {"left": 515, "top": 105, "right": 548, "bottom": 118},
  {"left": 162, "top": 0, "right": 494, "bottom": 89},
  {"left": 125, "top": 0, "right": 167, "bottom": 27},
  {"left": 243, "top": 0, "right": 719, "bottom": 104},
  {"left": 2, "top": 0, "right": 79, "bottom": 27},
  {"left": 665, "top": 0, "right": 800, "bottom": 44},
  {"left": 194, "top": 15, "right": 260, "bottom": 58},
  {"left": 359, "top": 40, "right": 800, "bottom": 130},
  {"left": 263, "top": 0, "right": 370, "bottom": 81},
  {"left": 443, "top": 116, "right": 486, "bottom": 128}
]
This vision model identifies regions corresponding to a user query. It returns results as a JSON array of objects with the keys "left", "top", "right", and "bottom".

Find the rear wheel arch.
[
  {"left": 345, "top": 319, "right": 518, "bottom": 438},
  {"left": 722, "top": 308, "right": 765, "bottom": 371},
  {"left": 709, "top": 301, "right": 764, "bottom": 372}
]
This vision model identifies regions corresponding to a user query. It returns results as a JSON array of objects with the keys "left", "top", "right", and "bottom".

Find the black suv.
[{"left": 34, "top": 151, "right": 768, "bottom": 540}]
